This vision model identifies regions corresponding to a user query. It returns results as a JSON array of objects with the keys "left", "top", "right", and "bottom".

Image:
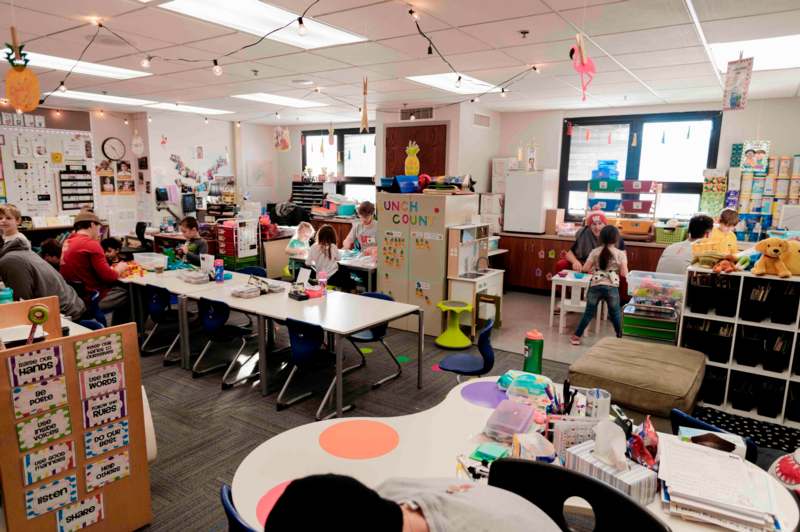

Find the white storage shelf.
[{"left": 679, "top": 266, "right": 800, "bottom": 424}]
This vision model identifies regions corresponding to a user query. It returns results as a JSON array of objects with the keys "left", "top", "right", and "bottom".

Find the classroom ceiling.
[{"left": 1, "top": 0, "right": 799, "bottom": 125}]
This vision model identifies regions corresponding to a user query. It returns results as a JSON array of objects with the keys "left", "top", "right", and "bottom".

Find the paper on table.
[{"left": 296, "top": 268, "right": 311, "bottom": 286}]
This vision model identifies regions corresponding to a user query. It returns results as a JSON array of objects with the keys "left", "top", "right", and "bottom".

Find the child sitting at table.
[
  {"left": 343, "top": 201, "right": 377, "bottom": 256},
  {"left": 286, "top": 221, "right": 315, "bottom": 258},
  {"left": 706, "top": 208, "right": 739, "bottom": 255},
  {"left": 101, "top": 237, "right": 122, "bottom": 265},
  {"left": 570, "top": 225, "right": 627, "bottom": 346},
  {"left": 306, "top": 224, "right": 343, "bottom": 287},
  {"left": 175, "top": 216, "right": 207, "bottom": 266}
]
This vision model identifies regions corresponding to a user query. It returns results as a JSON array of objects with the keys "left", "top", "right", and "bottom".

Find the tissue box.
[
  {"left": 677, "top": 427, "right": 746, "bottom": 459},
  {"left": 564, "top": 440, "right": 658, "bottom": 505}
]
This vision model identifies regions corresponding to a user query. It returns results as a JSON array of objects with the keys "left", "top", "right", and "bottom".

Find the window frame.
[
  {"left": 557, "top": 110, "right": 722, "bottom": 220},
  {"left": 301, "top": 127, "right": 376, "bottom": 181}
]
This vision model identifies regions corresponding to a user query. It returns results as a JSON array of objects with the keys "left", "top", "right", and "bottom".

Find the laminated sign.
[
  {"left": 12, "top": 375, "right": 68, "bottom": 419},
  {"left": 7, "top": 346, "right": 63, "bottom": 386},
  {"left": 82, "top": 390, "right": 126, "bottom": 428},
  {"left": 24, "top": 474, "right": 78, "bottom": 519},
  {"left": 85, "top": 450, "right": 130, "bottom": 491},
  {"left": 56, "top": 494, "right": 104, "bottom": 532},
  {"left": 79, "top": 362, "right": 125, "bottom": 399},
  {"left": 84, "top": 420, "right": 129, "bottom": 458},
  {"left": 16, "top": 407, "right": 73, "bottom": 452},
  {"left": 22, "top": 440, "right": 76, "bottom": 485},
  {"left": 74, "top": 333, "right": 123, "bottom": 370}
]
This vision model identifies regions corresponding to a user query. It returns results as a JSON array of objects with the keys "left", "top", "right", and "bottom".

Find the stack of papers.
[{"left": 659, "top": 438, "right": 779, "bottom": 531}]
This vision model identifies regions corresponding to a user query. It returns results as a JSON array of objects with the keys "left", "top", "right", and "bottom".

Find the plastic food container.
[
  {"left": 627, "top": 271, "right": 684, "bottom": 306},
  {"left": 337, "top": 204, "right": 356, "bottom": 216},
  {"left": 136, "top": 253, "right": 167, "bottom": 271},
  {"left": 506, "top": 374, "right": 551, "bottom": 409},
  {"left": 483, "top": 400, "right": 536, "bottom": 442},
  {"left": 305, "top": 285, "right": 325, "bottom": 298}
]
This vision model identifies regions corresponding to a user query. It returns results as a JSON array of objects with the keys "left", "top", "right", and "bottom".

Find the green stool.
[{"left": 435, "top": 300, "right": 473, "bottom": 349}]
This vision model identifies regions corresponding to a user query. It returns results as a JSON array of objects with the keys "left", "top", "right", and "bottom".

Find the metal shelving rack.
[
  {"left": 290, "top": 182, "right": 326, "bottom": 211},
  {"left": 678, "top": 266, "right": 800, "bottom": 425}
]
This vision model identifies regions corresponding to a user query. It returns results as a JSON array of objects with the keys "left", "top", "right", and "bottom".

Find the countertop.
[
  {"left": 311, "top": 215, "right": 356, "bottom": 224},
  {"left": 499, "top": 231, "right": 669, "bottom": 249},
  {"left": 447, "top": 268, "right": 504, "bottom": 283}
]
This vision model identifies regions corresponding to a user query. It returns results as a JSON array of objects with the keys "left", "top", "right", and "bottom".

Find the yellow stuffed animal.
[
  {"left": 753, "top": 238, "right": 792, "bottom": 278},
  {"left": 782, "top": 239, "right": 800, "bottom": 275}
]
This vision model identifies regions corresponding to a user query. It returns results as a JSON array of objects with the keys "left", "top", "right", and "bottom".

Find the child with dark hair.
[
  {"left": 306, "top": 224, "right": 343, "bottom": 286},
  {"left": 175, "top": 216, "right": 208, "bottom": 266},
  {"left": 101, "top": 237, "right": 122, "bottom": 265},
  {"left": 39, "top": 238, "right": 62, "bottom": 270},
  {"left": 570, "top": 225, "right": 627, "bottom": 345}
]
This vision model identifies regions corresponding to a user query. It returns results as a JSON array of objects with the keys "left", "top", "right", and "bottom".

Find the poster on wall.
[
  {"left": 274, "top": 127, "right": 291, "bottom": 152},
  {"left": 96, "top": 161, "right": 115, "bottom": 196},
  {"left": 723, "top": 57, "right": 753, "bottom": 111},
  {"left": 115, "top": 160, "right": 134, "bottom": 194},
  {"left": 741, "top": 140, "right": 770, "bottom": 173},
  {"left": 193, "top": 145, "right": 204, "bottom": 160}
]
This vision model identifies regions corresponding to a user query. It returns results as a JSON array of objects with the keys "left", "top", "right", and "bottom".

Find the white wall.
[
  {"left": 499, "top": 98, "right": 800, "bottom": 175},
  {"left": 237, "top": 122, "right": 278, "bottom": 207},
  {"left": 457, "top": 104, "right": 500, "bottom": 192}
]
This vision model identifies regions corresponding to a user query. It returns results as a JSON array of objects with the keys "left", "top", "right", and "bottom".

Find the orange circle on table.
[
  {"left": 256, "top": 480, "right": 291, "bottom": 525},
  {"left": 319, "top": 420, "right": 399, "bottom": 459}
]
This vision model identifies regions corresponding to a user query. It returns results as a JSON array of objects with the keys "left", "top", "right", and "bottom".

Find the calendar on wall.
[{"left": 59, "top": 167, "right": 94, "bottom": 212}]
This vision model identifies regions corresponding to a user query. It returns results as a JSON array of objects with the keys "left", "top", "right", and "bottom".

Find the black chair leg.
[{"left": 371, "top": 339, "right": 402, "bottom": 389}]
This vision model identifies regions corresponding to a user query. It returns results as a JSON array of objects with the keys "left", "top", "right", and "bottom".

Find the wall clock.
[{"left": 102, "top": 137, "right": 125, "bottom": 161}]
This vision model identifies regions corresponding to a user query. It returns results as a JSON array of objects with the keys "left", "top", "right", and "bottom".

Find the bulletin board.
[
  {"left": 0, "top": 298, "right": 152, "bottom": 532},
  {"left": 0, "top": 126, "right": 97, "bottom": 216}
]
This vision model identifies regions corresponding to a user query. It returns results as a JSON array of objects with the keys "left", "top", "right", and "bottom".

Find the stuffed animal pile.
[{"left": 753, "top": 237, "right": 800, "bottom": 278}]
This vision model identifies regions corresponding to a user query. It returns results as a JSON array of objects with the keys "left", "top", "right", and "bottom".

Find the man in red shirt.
[{"left": 61, "top": 210, "right": 129, "bottom": 323}]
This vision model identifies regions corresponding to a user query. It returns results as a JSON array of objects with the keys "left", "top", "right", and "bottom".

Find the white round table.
[{"left": 232, "top": 377, "right": 799, "bottom": 531}]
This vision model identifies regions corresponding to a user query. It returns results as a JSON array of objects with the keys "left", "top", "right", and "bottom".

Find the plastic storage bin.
[
  {"left": 627, "top": 271, "right": 684, "bottom": 307},
  {"left": 728, "top": 371, "right": 756, "bottom": 411},
  {"left": 135, "top": 253, "right": 167, "bottom": 271},
  {"left": 734, "top": 326, "right": 764, "bottom": 367},
  {"left": 757, "top": 378, "right": 785, "bottom": 418},
  {"left": 787, "top": 384, "right": 800, "bottom": 422},
  {"left": 622, "top": 180, "right": 655, "bottom": 193},
  {"left": 621, "top": 200, "right": 653, "bottom": 213},
  {"left": 587, "top": 198, "right": 622, "bottom": 211},
  {"left": 680, "top": 318, "right": 733, "bottom": 364},
  {"left": 655, "top": 224, "right": 687, "bottom": 244},
  {"left": 589, "top": 179, "right": 623, "bottom": 192},
  {"left": 483, "top": 399, "right": 535, "bottom": 442},
  {"left": 739, "top": 278, "right": 772, "bottom": 322},
  {"left": 699, "top": 366, "right": 727, "bottom": 405}
]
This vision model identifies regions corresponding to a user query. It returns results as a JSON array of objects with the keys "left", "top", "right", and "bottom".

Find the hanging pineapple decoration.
[
  {"left": 5, "top": 26, "right": 40, "bottom": 112},
  {"left": 404, "top": 140, "right": 420, "bottom": 176},
  {"left": 360, "top": 77, "right": 368, "bottom": 133}
]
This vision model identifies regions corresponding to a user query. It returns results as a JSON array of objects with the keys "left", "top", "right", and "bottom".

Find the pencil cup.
[{"left": 586, "top": 388, "right": 611, "bottom": 418}]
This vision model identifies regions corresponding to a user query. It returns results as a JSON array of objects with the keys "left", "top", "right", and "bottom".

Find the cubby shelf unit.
[{"left": 678, "top": 266, "right": 800, "bottom": 425}]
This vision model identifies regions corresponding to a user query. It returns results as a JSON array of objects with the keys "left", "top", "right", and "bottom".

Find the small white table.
[
  {"left": 549, "top": 271, "right": 606, "bottom": 334},
  {"left": 232, "top": 377, "right": 799, "bottom": 532}
]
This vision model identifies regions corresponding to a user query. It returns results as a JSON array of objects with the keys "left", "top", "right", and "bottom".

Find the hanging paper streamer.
[
  {"left": 320, "top": 137, "right": 324, "bottom": 154},
  {"left": 661, "top": 131, "right": 666, "bottom": 144},
  {"left": 517, "top": 143, "right": 524, "bottom": 162},
  {"left": 569, "top": 33, "right": 595, "bottom": 101},
  {"left": 337, "top": 151, "right": 341, "bottom": 162},
  {"left": 608, "top": 132, "right": 612, "bottom": 144},
  {"left": 585, "top": 128, "right": 591, "bottom": 142},
  {"left": 360, "top": 77, "right": 369, "bottom": 132},
  {"left": 631, "top": 132, "right": 638, "bottom": 147},
  {"left": 566, "top": 121, "right": 573, "bottom": 136},
  {"left": 347, "top": 150, "right": 351, "bottom": 160},
  {"left": 328, "top": 123, "right": 335, "bottom": 145},
  {"left": 362, "top": 144, "right": 366, "bottom": 154}
]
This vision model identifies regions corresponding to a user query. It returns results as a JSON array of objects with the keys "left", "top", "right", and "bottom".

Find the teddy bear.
[
  {"left": 753, "top": 237, "right": 792, "bottom": 278},
  {"left": 781, "top": 239, "right": 800, "bottom": 275}
]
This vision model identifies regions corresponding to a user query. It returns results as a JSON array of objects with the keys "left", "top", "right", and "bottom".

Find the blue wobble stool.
[{"left": 438, "top": 320, "right": 495, "bottom": 382}]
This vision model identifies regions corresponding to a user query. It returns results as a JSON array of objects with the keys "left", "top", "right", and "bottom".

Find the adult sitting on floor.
[
  {"left": 556, "top": 210, "right": 626, "bottom": 273},
  {"left": 61, "top": 210, "right": 129, "bottom": 324}
]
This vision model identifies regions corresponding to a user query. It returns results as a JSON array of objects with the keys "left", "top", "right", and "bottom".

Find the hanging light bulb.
[
  {"left": 140, "top": 56, "right": 151, "bottom": 68},
  {"left": 124, "top": 118, "right": 129, "bottom": 125},
  {"left": 455, "top": 75, "right": 462, "bottom": 88},
  {"left": 212, "top": 59, "right": 223, "bottom": 76},
  {"left": 15, "top": 108, "right": 23, "bottom": 115},
  {"left": 58, "top": 81, "right": 67, "bottom": 93},
  {"left": 474, "top": 95, "right": 480, "bottom": 103},
  {"left": 55, "top": 109, "right": 62, "bottom": 116},
  {"left": 427, "top": 44, "right": 433, "bottom": 55},
  {"left": 313, "top": 86, "right": 322, "bottom": 93},
  {"left": 236, "top": 121, "right": 241, "bottom": 128},
  {"left": 204, "top": 117, "right": 209, "bottom": 125},
  {"left": 409, "top": 113, "right": 416, "bottom": 121},
  {"left": 297, "top": 17, "right": 307, "bottom": 36},
  {"left": 500, "top": 88, "right": 507, "bottom": 98},
  {"left": 147, "top": 115, "right": 152, "bottom": 123},
  {"left": 408, "top": 9, "right": 420, "bottom": 21},
  {"left": 275, "top": 112, "right": 281, "bottom": 119},
  {"left": 533, "top": 65, "right": 540, "bottom": 74},
  {"left": 98, "top": 109, "right": 104, "bottom": 117}
]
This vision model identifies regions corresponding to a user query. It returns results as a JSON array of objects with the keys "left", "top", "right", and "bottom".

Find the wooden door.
[{"left": 385, "top": 124, "right": 447, "bottom": 177}]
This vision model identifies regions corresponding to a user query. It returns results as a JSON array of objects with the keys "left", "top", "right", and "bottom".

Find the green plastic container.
[
  {"left": 589, "top": 179, "right": 624, "bottom": 192},
  {"left": 0, "top": 287, "right": 12, "bottom": 304},
  {"left": 523, "top": 329, "right": 544, "bottom": 374}
]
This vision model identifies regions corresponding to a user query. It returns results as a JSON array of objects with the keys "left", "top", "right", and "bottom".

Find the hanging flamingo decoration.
[{"left": 569, "top": 33, "right": 595, "bottom": 101}]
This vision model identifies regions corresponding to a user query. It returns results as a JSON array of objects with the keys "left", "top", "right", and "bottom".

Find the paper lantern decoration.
[
  {"left": 404, "top": 140, "right": 420, "bottom": 176},
  {"left": 569, "top": 33, "right": 595, "bottom": 101},
  {"left": 360, "top": 77, "right": 369, "bottom": 133},
  {"left": 4, "top": 28, "right": 40, "bottom": 112}
]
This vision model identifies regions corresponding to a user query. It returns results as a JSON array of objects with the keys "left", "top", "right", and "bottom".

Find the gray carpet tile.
[{"left": 139, "top": 328, "right": 569, "bottom": 531}]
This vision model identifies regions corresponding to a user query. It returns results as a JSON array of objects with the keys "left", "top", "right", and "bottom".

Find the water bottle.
[
  {"left": 523, "top": 329, "right": 544, "bottom": 374},
  {"left": 214, "top": 259, "right": 224, "bottom": 283},
  {"left": 0, "top": 286, "right": 13, "bottom": 304},
  {"left": 318, "top": 270, "right": 328, "bottom": 294}
]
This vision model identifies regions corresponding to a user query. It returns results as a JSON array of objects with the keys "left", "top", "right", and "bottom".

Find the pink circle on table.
[
  {"left": 431, "top": 363, "right": 442, "bottom": 372},
  {"left": 256, "top": 480, "right": 291, "bottom": 525},
  {"left": 319, "top": 420, "right": 399, "bottom": 459},
  {"left": 460, "top": 381, "right": 506, "bottom": 408}
]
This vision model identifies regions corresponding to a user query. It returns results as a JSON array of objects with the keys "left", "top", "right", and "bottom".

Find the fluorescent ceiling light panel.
[
  {"left": 406, "top": 73, "right": 500, "bottom": 95},
  {"left": 709, "top": 35, "right": 800, "bottom": 72},
  {"left": 2, "top": 49, "right": 150, "bottom": 80},
  {"left": 159, "top": 0, "right": 366, "bottom": 49},
  {"left": 145, "top": 102, "right": 234, "bottom": 115},
  {"left": 46, "top": 90, "right": 156, "bottom": 106},
  {"left": 232, "top": 93, "right": 327, "bottom": 108}
]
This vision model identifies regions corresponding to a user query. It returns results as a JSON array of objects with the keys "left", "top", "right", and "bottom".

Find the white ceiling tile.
[
  {"left": 21, "top": 0, "right": 142, "bottom": 22},
  {"left": 266, "top": 0, "right": 391, "bottom": 16},
  {"left": 380, "top": 29, "right": 489, "bottom": 59},
  {"left": 30, "top": 28, "right": 175, "bottom": 62},
  {"left": 460, "top": 13, "right": 575, "bottom": 49},
  {"left": 613, "top": 47, "right": 709, "bottom": 70},
  {"left": 313, "top": 42, "right": 410, "bottom": 66},
  {"left": 103, "top": 8, "right": 237, "bottom": 45},
  {"left": 187, "top": 33, "right": 300, "bottom": 61},
  {"left": 691, "top": 0, "right": 800, "bottom": 21},
  {"left": 260, "top": 73, "right": 350, "bottom": 89},
  {"left": 648, "top": 75, "right": 721, "bottom": 90},
  {"left": 362, "top": 56, "right": 452, "bottom": 78},
  {"left": 561, "top": 0, "right": 691, "bottom": 34},
  {"left": 256, "top": 53, "right": 351, "bottom": 74},
  {"left": 414, "top": 0, "right": 549, "bottom": 27},
  {"left": 502, "top": 39, "right": 587, "bottom": 65},
  {"left": 748, "top": 69, "right": 800, "bottom": 99},
  {"left": 77, "top": 75, "right": 200, "bottom": 96},
  {"left": 214, "top": 61, "right": 290, "bottom": 80},
  {"left": 538, "top": 55, "right": 621, "bottom": 76},
  {"left": 368, "top": 79, "right": 424, "bottom": 92},
  {"left": 702, "top": 10, "right": 800, "bottom": 43},
  {"left": 659, "top": 86, "right": 723, "bottom": 103},
  {"left": 159, "top": 67, "right": 249, "bottom": 86},
  {"left": 592, "top": 25, "right": 700, "bottom": 55},
  {"left": 465, "top": 66, "right": 541, "bottom": 85},
  {"left": 102, "top": 46, "right": 214, "bottom": 75},
  {"left": 0, "top": 6, "right": 76, "bottom": 37},
  {"left": 449, "top": 50, "right": 525, "bottom": 72},
  {"left": 632, "top": 62, "right": 718, "bottom": 81},
  {"left": 313, "top": 67, "right": 392, "bottom": 84},
  {"left": 317, "top": 2, "right": 448, "bottom": 41},
  {"left": 586, "top": 82, "right": 654, "bottom": 96}
]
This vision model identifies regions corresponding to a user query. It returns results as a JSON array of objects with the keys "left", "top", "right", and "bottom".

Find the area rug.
[{"left": 694, "top": 406, "right": 800, "bottom": 453}]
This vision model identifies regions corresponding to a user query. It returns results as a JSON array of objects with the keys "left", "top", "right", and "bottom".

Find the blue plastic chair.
[
  {"left": 193, "top": 298, "right": 252, "bottom": 378},
  {"left": 347, "top": 292, "right": 401, "bottom": 389},
  {"left": 238, "top": 266, "right": 267, "bottom": 278},
  {"left": 438, "top": 320, "right": 495, "bottom": 382},
  {"left": 140, "top": 285, "right": 179, "bottom": 361},
  {"left": 279, "top": 319, "right": 354, "bottom": 420},
  {"left": 669, "top": 408, "right": 758, "bottom": 464},
  {"left": 77, "top": 290, "right": 106, "bottom": 330},
  {"left": 219, "top": 484, "right": 256, "bottom": 532}
]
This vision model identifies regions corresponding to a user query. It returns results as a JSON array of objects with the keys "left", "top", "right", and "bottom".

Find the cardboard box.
[
  {"left": 545, "top": 209, "right": 564, "bottom": 234},
  {"left": 481, "top": 213, "right": 502, "bottom": 235},
  {"left": 480, "top": 193, "right": 504, "bottom": 215}
]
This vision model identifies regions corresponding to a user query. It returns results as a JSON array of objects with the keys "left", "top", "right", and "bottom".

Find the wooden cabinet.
[
  {"left": 500, "top": 234, "right": 665, "bottom": 291},
  {"left": 310, "top": 218, "right": 353, "bottom": 247}
]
